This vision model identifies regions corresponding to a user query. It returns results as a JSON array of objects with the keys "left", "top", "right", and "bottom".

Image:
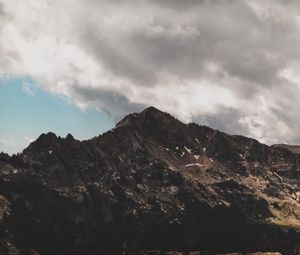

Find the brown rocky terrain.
[
  {"left": 1, "top": 107, "right": 300, "bottom": 254},
  {"left": 272, "top": 144, "right": 300, "bottom": 154}
]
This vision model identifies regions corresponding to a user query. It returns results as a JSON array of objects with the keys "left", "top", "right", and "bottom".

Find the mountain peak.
[
  {"left": 35, "top": 132, "right": 58, "bottom": 144},
  {"left": 2, "top": 107, "right": 300, "bottom": 254},
  {"left": 140, "top": 106, "right": 173, "bottom": 120},
  {"left": 116, "top": 106, "right": 183, "bottom": 129},
  {"left": 141, "top": 106, "right": 164, "bottom": 115},
  {"left": 24, "top": 132, "right": 58, "bottom": 153},
  {"left": 66, "top": 133, "right": 75, "bottom": 141}
]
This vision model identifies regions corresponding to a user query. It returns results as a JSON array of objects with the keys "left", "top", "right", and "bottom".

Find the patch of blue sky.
[{"left": 0, "top": 76, "right": 114, "bottom": 154}]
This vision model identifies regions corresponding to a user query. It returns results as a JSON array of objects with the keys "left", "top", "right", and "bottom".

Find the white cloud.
[
  {"left": 0, "top": 137, "right": 16, "bottom": 146},
  {"left": 25, "top": 137, "right": 34, "bottom": 143},
  {"left": 0, "top": 137, "right": 19, "bottom": 154},
  {"left": 0, "top": 139, "right": 8, "bottom": 146},
  {"left": 1, "top": 0, "right": 300, "bottom": 144},
  {"left": 22, "top": 81, "right": 37, "bottom": 95}
]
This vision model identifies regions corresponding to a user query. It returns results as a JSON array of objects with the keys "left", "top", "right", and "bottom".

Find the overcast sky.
[{"left": 1, "top": 0, "right": 300, "bottom": 153}]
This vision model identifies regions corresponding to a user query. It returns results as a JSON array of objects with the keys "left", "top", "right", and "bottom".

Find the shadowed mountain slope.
[{"left": 1, "top": 107, "right": 300, "bottom": 254}]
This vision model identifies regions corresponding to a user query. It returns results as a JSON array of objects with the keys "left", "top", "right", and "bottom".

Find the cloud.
[
  {"left": 25, "top": 137, "right": 34, "bottom": 143},
  {"left": 71, "top": 86, "right": 146, "bottom": 120},
  {"left": 0, "top": 137, "right": 18, "bottom": 154},
  {"left": 1, "top": 0, "right": 300, "bottom": 144},
  {"left": 0, "top": 139, "right": 9, "bottom": 146},
  {"left": 22, "top": 81, "right": 37, "bottom": 96}
]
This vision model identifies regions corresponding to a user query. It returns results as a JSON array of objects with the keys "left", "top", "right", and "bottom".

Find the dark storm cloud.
[
  {"left": 2, "top": 0, "right": 300, "bottom": 144},
  {"left": 148, "top": 0, "right": 206, "bottom": 10},
  {"left": 77, "top": 0, "right": 298, "bottom": 98},
  {"left": 193, "top": 107, "right": 248, "bottom": 136},
  {"left": 72, "top": 86, "right": 146, "bottom": 121},
  {"left": 80, "top": 30, "right": 157, "bottom": 85}
]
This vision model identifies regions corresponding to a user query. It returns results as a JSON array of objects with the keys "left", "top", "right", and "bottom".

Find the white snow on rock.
[
  {"left": 137, "top": 184, "right": 144, "bottom": 190},
  {"left": 185, "top": 163, "right": 204, "bottom": 167},
  {"left": 194, "top": 155, "right": 200, "bottom": 160},
  {"left": 169, "top": 185, "right": 178, "bottom": 194},
  {"left": 203, "top": 147, "right": 206, "bottom": 152},
  {"left": 184, "top": 146, "right": 192, "bottom": 153},
  {"left": 273, "top": 172, "right": 283, "bottom": 181},
  {"left": 125, "top": 190, "right": 133, "bottom": 197}
]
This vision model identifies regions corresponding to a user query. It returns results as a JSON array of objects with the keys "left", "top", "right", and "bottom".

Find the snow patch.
[
  {"left": 184, "top": 146, "right": 192, "bottom": 153},
  {"left": 203, "top": 147, "right": 206, "bottom": 152},
  {"left": 125, "top": 190, "right": 133, "bottom": 196},
  {"left": 170, "top": 185, "right": 178, "bottom": 193},
  {"left": 185, "top": 163, "right": 204, "bottom": 167},
  {"left": 194, "top": 155, "right": 200, "bottom": 160},
  {"left": 273, "top": 172, "right": 283, "bottom": 181}
]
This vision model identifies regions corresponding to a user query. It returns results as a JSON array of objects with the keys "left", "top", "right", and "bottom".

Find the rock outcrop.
[{"left": 1, "top": 107, "right": 300, "bottom": 254}]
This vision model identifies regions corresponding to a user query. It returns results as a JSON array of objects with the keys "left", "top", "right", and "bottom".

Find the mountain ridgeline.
[{"left": 1, "top": 107, "right": 300, "bottom": 254}]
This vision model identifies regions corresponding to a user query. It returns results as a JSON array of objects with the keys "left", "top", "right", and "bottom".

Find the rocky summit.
[{"left": 1, "top": 107, "right": 300, "bottom": 255}]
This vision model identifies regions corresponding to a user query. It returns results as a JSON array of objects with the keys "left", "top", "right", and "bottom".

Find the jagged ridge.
[{"left": 0, "top": 107, "right": 300, "bottom": 255}]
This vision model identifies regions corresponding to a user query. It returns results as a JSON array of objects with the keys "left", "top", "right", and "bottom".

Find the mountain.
[
  {"left": 272, "top": 144, "right": 300, "bottom": 154},
  {"left": 1, "top": 107, "right": 300, "bottom": 255}
]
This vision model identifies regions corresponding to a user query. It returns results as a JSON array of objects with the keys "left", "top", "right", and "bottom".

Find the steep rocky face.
[{"left": 1, "top": 107, "right": 300, "bottom": 255}]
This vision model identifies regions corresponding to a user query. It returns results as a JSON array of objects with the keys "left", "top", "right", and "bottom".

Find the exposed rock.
[
  {"left": 273, "top": 144, "right": 300, "bottom": 154},
  {"left": 1, "top": 107, "right": 300, "bottom": 254}
]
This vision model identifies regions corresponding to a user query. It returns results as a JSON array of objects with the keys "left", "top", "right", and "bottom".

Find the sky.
[
  {"left": 1, "top": 0, "right": 300, "bottom": 154},
  {"left": 0, "top": 77, "right": 114, "bottom": 154}
]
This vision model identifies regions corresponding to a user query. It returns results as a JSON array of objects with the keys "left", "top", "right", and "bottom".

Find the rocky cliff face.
[{"left": 1, "top": 107, "right": 300, "bottom": 255}]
